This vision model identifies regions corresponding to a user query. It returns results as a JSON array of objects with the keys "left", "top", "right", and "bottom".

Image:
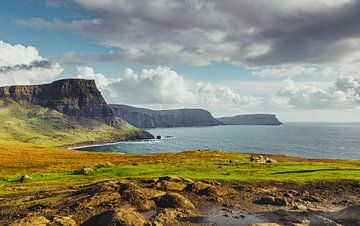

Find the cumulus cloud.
[
  {"left": 16, "top": 0, "right": 360, "bottom": 67},
  {"left": 278, "top": 76, "right": 360, "bottom": 109},
  {"left": 0, "top": 41, "right": 63, "bottom": 86},
  {"left": 77, "top": 66, "right": 261, "bottom": 115},
  {"left": 106, "top": 67, "right": 197, "bottom": 104},
  {"left": 72, "top": 65, "right": 110, "bottom": 88}
]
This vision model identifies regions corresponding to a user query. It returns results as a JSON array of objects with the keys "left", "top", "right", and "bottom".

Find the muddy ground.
[{"left": 0, "top": 178, "right": 359, "bottom": 225}]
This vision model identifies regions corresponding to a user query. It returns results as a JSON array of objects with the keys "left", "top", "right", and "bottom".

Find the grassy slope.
[
  {"left": 0, "top": 99, "right": 143, "bottom": 147},
  {"left": 0, "top": 143, "right": 359, "bottom": 197}
]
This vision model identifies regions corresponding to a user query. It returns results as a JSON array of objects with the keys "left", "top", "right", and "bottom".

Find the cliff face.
[
  {"left": 217, "top": 114, "right": 282, "bottom": 125},
  {"left": 0, "top": 79, "right": 125, "bottom": 127},
  {"left": 110, "top": 104, "right": 222, "bottom": 128}
]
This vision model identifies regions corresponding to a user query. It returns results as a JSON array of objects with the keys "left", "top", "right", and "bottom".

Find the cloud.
[
  {"left": 0, "top": 41, "right": 63, "bottom": 86},
  {"left": 78, "top": 65, "right": 284, "bottom": 117},
  {"left": 105, "top": 66, "right": 197, "bottom": 104},
  {"left": 278, "top": 76, "right": 360, "bottom": 109},
  {"left": 72, "top": 65, "right": 110, "bottom": 88},
  {"left": 252, "top": 65, "right": 318, "bottom": 78},
  {"left": 15, "top": 0, "right": 360, "bottom": 67}
]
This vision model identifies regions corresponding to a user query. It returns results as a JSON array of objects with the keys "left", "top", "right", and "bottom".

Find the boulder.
[
  {"left": 254, "top": 196, "right": 289, "bottom": 206},
  {"left": 157, "top": 181, "right": 187, "bottom": 191},
  {"left": 187, "top": 181, "right": 211, "bottom": 193},
  {"left": 265, "top": 157, "right": 277, "bottom": 163},
  {"left": 19, "top": 175, "right": 32, "bottom": 182},
  {"left": 83, "top": 206, "right": 146, "bottom": 226},
  {"left": 75, "top": 168, "right": 93, "bottom": 175},
  {"left": 120, "top": 184, "right": 165, "bottom": 210},
  {"left": 8, "top": 216, "right": 50, "bottom": 226},
  {"left": 250, "top": 155, "right": 277, "bottom": 163},
  {"left": 154, "top": 192, "right": 195, "bottom": 209},
  {"left": 198, "top": 186, "right": 232, "bottom": 197}
]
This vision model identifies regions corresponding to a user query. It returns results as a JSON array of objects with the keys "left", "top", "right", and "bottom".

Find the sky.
[{"left": 1, "top": 0, "right": 360, "bottom": 122}]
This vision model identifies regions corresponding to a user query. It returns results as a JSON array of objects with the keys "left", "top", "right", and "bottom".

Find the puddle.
[
  {"left": 180, "top": 205, "right": 268, "bottom": 225},
  {"left": 143, "top": 210, "right": 157, "bottom": 220}
]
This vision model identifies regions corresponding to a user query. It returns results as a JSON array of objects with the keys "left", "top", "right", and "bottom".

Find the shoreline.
[{"left": 68, "top": 141, "right": 357, "bottom": 161}]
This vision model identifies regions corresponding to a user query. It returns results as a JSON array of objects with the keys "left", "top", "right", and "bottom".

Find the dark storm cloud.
[
  {"left": 248, "top": 0, "right": 360, "bottom": 65},
  {"left": 0, "top": 60, "right": 53, "bottom": 73},
  {"left": 18, "top": 0, "right": 360, "bottom": 66}
]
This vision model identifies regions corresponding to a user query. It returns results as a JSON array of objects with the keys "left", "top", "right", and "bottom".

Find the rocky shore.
[{"left": 1, "top": 177, "right": 359, "bottom": 225}]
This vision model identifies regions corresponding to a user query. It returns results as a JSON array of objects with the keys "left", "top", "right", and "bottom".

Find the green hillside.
[{"left": 0, "top": 99, "right": 145, "bottom": 147}]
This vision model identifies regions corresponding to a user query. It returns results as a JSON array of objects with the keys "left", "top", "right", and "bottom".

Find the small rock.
[
  {"left": 229, "top": 159, "right": 239, "bottom": 163},
  {"left": 303, "top": 195, "right": 321, "bottom": 202},
  {"left": 75, "top": 168, "right": 94, "bottom": 175},
  {"left": 248, "top": 223, "right": 282, "bottom": 226},
  {"left": 181, "top": 178, "right": 194, "bottom": 183},
  {"left": 159, "top": 175, "right": 183, "bottom": 182},
  {"left": 154, "top": 192, "right": 195, "bottom": 209},
  {"left": 198, "top": 186, "right": 232, "bottom": 197},
  {"left": 156, "top": 136, "right": 161, "bottom": 139},
  {"left": 265, "top": 157, "right": 277, "bottom": 163},
  {"left": 51, "top": 216, "right": 77, "bottom": 226},
  {"left": 19, "top": 175, "right": 32, "bottom": 182},
  {"left": 187, "top": 181, "right": 211, "bottom": 193},
  {"left": 293, "top": 203, "right": 307, "bottom": 211}
]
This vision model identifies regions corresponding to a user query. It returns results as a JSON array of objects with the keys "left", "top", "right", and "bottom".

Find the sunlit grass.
[
  {"left": 0, "top": 99, "right": 143, "bottom": 147},
  {"left": 0, "top": 143, "right": 359, "bottom": 199}
]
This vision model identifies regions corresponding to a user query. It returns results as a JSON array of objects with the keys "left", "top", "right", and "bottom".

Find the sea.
[{"left": 76, "top": 123, "right": 360, "bottom": 159}]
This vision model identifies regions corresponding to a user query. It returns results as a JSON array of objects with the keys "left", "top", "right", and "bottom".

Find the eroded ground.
[{"left": 0, "top": 144, "right": 360, "bottom": 225}]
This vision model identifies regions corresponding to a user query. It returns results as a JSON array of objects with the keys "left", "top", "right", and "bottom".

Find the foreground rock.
[
  {"left": 198, "top": 185, "right": 233, "bottom": 197},
  {"left": 8, "top": 215, "right": 77, "bottom": 226},
  {"left": 120, "top": 181, "right": 165, "bottom": 210},
  {"left": 255, "top": 196, "right": 289, "bottom": 206},
  {"left": 154, "top": 192, "right": 195, "bottom": 209},
  {"left": 2, "top": 179, "right": 360, "bottom": 225},
  {"left": 83, "top": 206, "right": 146, "bottom": 226},
  {"left": 8, "top": 216, "right": 50, "bottom": 226}
]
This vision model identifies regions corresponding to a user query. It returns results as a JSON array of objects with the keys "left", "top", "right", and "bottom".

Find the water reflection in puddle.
[{"left": 180, "top": 205, "right": 268, "bottom": 225}]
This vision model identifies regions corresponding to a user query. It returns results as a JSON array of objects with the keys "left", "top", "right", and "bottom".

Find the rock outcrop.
[
  {"left": 110, "top": 104, "right": 222, "bottom": 128},
  {"left": 217, "top": 114, "right": 282, "bottom": 125},
  {"left": 0, "top": 79, "right": 124, "bottom": 127}
]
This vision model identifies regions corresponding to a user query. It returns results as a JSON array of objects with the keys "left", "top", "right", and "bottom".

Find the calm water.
[{"left": 77, "top": 123, "right": 360, "bottom": 159}]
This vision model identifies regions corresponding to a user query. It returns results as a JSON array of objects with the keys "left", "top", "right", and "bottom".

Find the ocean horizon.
[{"left": 77, "top": 122, "right": 360, "bottom": 160}]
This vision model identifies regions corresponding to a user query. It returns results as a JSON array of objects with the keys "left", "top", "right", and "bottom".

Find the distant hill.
[
  {"left": 217, "top": 114, "right": 282, "bottom": 125},
  {"left": 109, "top": 104, "right": 222, "bottom": 128},
  {"left": 0, "top": 79, "right": 153, "bottom": 146}
]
